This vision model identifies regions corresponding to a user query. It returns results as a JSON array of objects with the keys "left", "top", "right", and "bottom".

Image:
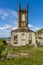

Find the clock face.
[
  {"left": 21, "top": 14, "right": 25, "bottom": 21},
  {"left": 21, "top": 22, "right": 25, "bottom": 27}
]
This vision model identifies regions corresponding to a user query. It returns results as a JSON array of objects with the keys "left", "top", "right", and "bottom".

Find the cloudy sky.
[{"left": 0, "top": 0, "right": 43, "bottom": 38}]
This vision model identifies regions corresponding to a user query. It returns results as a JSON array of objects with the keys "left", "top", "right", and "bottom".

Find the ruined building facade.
[{"left": 11, "top": 3, "right": 36, "bottom": 46}]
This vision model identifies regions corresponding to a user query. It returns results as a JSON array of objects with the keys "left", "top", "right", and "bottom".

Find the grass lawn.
[{"left": 0, "top": 45, "right": 43, "bottom": 65}]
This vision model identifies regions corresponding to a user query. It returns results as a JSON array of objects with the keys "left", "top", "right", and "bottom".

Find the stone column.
[
  {"left": 18, "top": 32, "right": 21, "bottom": 46},
  {"left": 32, "top": 32, "right": 37, "bottom": 47},
  {"left": 26, "top": 32, "right": 29, "bottom": 45},
  {"left": 11, "top": 32, "right": 14, "bottom": 45}
]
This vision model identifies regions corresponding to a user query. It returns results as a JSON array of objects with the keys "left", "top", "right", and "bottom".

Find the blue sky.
[{"left": 0, "top": 0, "right": 43, "bottom": 38}]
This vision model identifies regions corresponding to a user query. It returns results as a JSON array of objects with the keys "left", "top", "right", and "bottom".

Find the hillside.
[
  {"left": 0, "top": 30, "right": 43, "bottom": 65},
  {"left": 35, "top": 28, "right": 43, "bottom": 35},
  {"left": 0, "top": 45, "right": 43, "bottom": 65}
]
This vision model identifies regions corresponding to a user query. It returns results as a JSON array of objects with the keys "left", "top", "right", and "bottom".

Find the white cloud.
[
  {"left": 0, "top": 12, "right": 8, "bottom": 20},
  {"left": 32, "top": 27, "right": 41, "bottom": 31},
  {"left": 0, "top": 23, "right": 41, "bottom": 32},
  {"left": 28, "top": 24, "right": 41, "bottom": 31},
  {"left": 13, "top": 27, "right": 17, "bottom": 30},
  {"left": 0, "top": 9, "right": 17, "bottom": 20},
  {"left": 13, "top": 20, "right": 18, "bottom": 27},
  {"left": 0, "top": 24, "right": 18, "bottom": 31},
  {"left": 0, "top": 24, "right": 12, "bottom": 30},
  {"left": 0, "top": 23, "right": 42, "bottom": 38},
  {"left": 0, "top": 9, "right": 17, "bottom": 38},
  {"left": 10, "top": 10, "right": 17, "bottom": 18},
  {"left": 0, "top": 9, "right": 41, "bottom": 32},
  {"left": 28, "top": 24, "right": 34, "bottom": 28},
  {"left": 0, "top": 9, "right": 2, "bottom": 14},
  {"left": 2, "top": 13, "right": 8, "bottom": 20}
]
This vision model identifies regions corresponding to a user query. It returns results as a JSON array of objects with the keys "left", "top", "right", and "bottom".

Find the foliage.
[
  {"left": 1, "top": 49, "right": 8, "bottom": 58},
  {"left": 0, "top": 38, "right": 43, "bottom": 65},
  {"left": 0, "top": 46, "right": 43, "bottom": 65},
  {"left": 2, "top": 40, "right": 6, "bottom": 45},
  {"left": 35, "top": 28, "right": 43, "bottom": 35},
  {"left": 0, "top": 38, "right": 8, "bottom": 59},
  {"left": 0, "top": 38, "right": 4, "bottom": 42},
  {"left": 0, "top": 43, "right": 5, "bottom": 58}
]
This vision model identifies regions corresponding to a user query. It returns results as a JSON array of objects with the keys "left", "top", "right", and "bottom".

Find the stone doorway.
[
  {"left": 14, "top": 34, "right": 18, "bottom": 44},
  {"left": 21, "top": 33, "right": 26, "bottom": 45}
]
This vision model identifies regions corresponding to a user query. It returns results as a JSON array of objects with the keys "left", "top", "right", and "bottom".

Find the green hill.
[
  {"left": 0, "top": 45, "right": 43, "bottom": 65},
  {"left": 0, "top": 30, "right": 43, "bottom": 65},
  {"left": 35, "top": 28, "right": 43, "bottom": 35}
]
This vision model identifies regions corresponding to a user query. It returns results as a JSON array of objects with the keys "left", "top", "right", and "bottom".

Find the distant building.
[
  {"left": 11, "top": 3, "right": 36, "bottom": 46},
  {"left": 39, "top": 32, "right": 43, "bottom": 39},
  {"left": 36, "top": 32, "right": 43, "bottom": 45}
]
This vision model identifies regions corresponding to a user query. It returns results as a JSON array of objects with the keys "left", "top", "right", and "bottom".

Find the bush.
[
  {"left": 2, "top": 40, "right": 6, "bottom": 45},
  {"left": 0, "top": 43, "right": 5, "bottom": 59},
  {"left": 1, "top": 50, "right": 8, "bottom": 58}
]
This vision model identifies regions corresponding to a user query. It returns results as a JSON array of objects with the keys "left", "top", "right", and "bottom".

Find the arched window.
[
  {"left": 29, "top": 33, "right": 32, "bottom": 40},
  {"left": 22, "top": 14, "right": 25, "bottom": 21},
  {"left": 14, "top": 34, "right": 18, "bottom": 44},
  {"left": 21, "top": 33, "right": 25, "bottom": 45},
  {"left": 29, "top": 33, "right": 32, "bottom": 44},
  {"left": 21, "top": 33, "right": 25, "bottom": 39}
]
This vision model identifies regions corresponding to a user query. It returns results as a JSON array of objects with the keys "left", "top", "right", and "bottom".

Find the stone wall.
[{"left": 11, "top": 32, "right": 36, "bottom": 46}]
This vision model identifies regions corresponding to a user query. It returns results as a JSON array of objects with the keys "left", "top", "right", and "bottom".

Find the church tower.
[
  {"left": 11, "top": 2, "right": 36, "bottom": 47},
  {"left": 18, "top": 2, "right": 28, "bottom": 29}
]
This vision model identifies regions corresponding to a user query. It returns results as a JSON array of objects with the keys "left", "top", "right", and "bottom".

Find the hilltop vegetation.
[
  {"left": 35, "top": 28, "right": 43, "bottom": 35},
  {"left": 0, "top": 38, "right": 7, "bottom": 59},
  {"left": 0, "top": 44, "right": 43, "bottom": 65},
  {"left": 0, "top": 34, "right": 43, "bottom": 65}
]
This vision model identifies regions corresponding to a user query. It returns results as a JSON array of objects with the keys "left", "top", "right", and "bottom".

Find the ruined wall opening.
[
  {"left": 29, "top": 33, "right": 32, "bottom": 44},
  {"left": 14, "top": 34, "right": 18, "bottom": 44},
  {"left": 21, "top": 33, "right": 26, "bottom": 45}
]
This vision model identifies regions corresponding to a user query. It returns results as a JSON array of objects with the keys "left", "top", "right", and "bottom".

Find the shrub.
[
  {"left": 1, "top": 50, "right": 8, "bottom": 58},
  {"left": 2, "top": 40, "right": 6, "bottom": 45}
]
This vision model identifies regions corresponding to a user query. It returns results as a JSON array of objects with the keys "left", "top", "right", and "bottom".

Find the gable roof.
[{"left": 11, "top": 28, "right": 34, "bottom": 32}]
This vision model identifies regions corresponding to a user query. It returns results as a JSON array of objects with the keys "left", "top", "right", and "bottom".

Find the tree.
[{"left": 0, "top": 43, "right": 5, "bottom": 59}]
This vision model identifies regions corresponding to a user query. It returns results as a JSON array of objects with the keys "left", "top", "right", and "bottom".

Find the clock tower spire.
[
  {"left": 18, "top": 1, "right": 21, "bottom": 11},
  {"left": 18, "top": 2, "right": 28, "bottom": 29}
]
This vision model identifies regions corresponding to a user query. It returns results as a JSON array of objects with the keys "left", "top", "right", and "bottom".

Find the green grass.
[{"left": 0, "top": 45, "right": 43, "bottom": 65}]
